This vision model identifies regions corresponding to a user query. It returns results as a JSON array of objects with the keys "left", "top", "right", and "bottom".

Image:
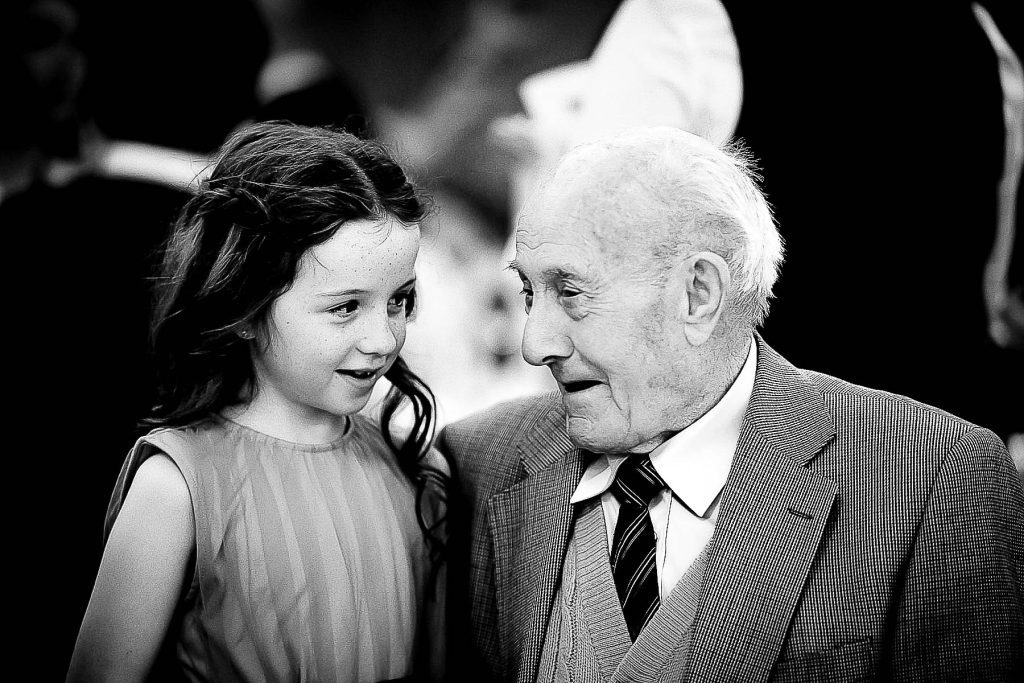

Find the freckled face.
[
  {"left": 252, "top": 216, "right": 420, "bottom": 425},
  {"left": 514, "top": 168, "right": 691, "bottom": 454}
]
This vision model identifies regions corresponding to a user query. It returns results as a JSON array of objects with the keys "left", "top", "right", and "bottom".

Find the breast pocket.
[{"left": 771, "top": 637, "right": 875, "bottom": 682}]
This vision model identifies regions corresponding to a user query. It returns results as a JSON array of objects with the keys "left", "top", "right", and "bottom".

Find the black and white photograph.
[{"left": 5, "top": 1, "right": 1021, "bottom": 680}]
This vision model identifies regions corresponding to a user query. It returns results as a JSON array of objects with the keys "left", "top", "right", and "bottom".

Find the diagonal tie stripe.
[
  {"left": 611, "top": 511, "right": 647, "bottom": 566},
  {"left": 621, "top": 547, "right": 657, "bottom": 601},
  {"left": 615, "top": 458, "right": 664, "bottom": 507},
  {"left": 609, "top": 454, "right": 666, "bottom": 641}
]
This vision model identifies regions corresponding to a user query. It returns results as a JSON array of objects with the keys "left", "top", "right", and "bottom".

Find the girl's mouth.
[{"left": 337, "top": 368, "right": 381, "bottom": 380}]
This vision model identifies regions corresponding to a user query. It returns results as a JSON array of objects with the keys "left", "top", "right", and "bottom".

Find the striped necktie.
[{"left": 609, "top": 454, "right": 667, "bottom": 641}]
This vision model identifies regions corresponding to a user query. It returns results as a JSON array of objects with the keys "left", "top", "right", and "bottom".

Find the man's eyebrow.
[{"left": 506, "top": 261, "right": 596, "bottom": 285}]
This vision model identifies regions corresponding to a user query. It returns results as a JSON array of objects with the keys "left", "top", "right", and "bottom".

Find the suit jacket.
[{"left": 439, "top": 338, "right": 1024, "bottom": 682}]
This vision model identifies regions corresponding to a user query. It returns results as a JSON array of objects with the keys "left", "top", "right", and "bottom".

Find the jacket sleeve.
[
  {"left": 890, "top": 426, "right": 1024, "bottom": 681},
  {"left": 437, "top": 424, "right": 505, "bottom": 682}
]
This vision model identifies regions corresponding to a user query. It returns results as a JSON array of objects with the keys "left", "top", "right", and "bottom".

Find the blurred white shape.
[
  {"left": 501, "top": 0, "right": 742, "bottom": 246},
  {"left": 256, "top": 48, "right": 334, "bottom": 104},
  {"left": 972, "top": 3, "right": 1024, "bottom": 350},
  {"left": 93, "top": 140, "right": 211, "bottom": 192},
  {"left": 567, "top": 0, "right": 741, "bottom": 147},
  {"left": 1008, "top": 433, "right": 1024, "bottom": 476}
]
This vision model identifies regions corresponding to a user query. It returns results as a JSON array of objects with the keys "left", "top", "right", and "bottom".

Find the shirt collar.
[{"left": 570, "top": 337, "right": 757, "bottom": 517}]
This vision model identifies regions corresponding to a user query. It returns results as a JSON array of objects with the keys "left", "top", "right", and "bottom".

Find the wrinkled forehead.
[{"left": 516, "top": 146, "right": 671, "bottom": 261}]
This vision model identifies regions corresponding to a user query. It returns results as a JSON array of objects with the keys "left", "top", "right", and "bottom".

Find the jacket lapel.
[
  {"left": 487, "top": 402, "right": 585, "bottom": 683},
  {"left": 688, "top": 338, "right": 839, "bottom": 682}
]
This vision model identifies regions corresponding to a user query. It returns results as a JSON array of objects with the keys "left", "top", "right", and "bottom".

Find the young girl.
[{"left": 68, "top": 122, "right": 447, "bottom": 682}]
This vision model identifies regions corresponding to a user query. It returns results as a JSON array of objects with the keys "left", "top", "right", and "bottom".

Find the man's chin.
[{"left": 565, "top": 414, "right": 627, "bottom": 454}]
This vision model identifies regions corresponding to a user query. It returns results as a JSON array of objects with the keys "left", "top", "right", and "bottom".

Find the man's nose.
[
  {"left": 521, "top": 302, "right": 572, "bottom": 367},
  {"left": 357, "top": 312, "right": 399, "bottom": 357}
]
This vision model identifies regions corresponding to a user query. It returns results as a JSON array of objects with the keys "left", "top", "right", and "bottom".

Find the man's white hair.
[{"left": 565, "top": 126, "right": 784, "bottom": 327}]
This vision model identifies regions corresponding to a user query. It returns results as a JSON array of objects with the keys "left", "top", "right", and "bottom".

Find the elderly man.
[{"left": 439, "top": 127, "right": 1024, "bottom": 682}]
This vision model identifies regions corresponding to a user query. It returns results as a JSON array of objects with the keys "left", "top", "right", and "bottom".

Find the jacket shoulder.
[
  {"left": 441, "top": 391, "right": 562, "bottom": 448},
  {"left": 438, "top": 391, "right": 563, "bottom": 493},
  {"left": 802, "top": 369, "right": 1008, "bottom": 478},
  {"left": 807, "top": 369, "right": 979, "bottom": 434}
]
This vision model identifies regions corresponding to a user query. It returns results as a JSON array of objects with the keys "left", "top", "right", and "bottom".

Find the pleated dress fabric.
[{"left": 104, "top": 414, "right": 437, "bottom": 682}]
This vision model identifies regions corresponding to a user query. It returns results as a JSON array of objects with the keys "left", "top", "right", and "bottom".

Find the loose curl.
[{"left": 148, "top": 121, "right": 446, "bottom": 554}]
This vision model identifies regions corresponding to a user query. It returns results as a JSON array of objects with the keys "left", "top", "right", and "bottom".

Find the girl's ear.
[{"left": 237, "top": 328, "right": 255, "bottom": 340}]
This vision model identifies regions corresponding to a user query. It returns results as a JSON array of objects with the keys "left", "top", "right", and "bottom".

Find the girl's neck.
[{"left": 221, "top": 400, "right": 351, "bottom": 446}]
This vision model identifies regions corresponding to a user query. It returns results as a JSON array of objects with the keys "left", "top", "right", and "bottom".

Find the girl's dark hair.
[{"left": 149, "top": 120, "right": 444, "bottom": 552}]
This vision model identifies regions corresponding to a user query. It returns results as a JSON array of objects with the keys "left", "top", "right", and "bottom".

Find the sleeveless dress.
[{"left": 104, "top": 414, "right": 444, "bottom": 682}]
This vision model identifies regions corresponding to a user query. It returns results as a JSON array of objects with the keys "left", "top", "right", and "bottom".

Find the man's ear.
[{"left": 673, "top": 251, "right": 730, "bottom": 346}]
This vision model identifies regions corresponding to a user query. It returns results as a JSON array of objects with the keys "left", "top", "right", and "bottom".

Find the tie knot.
[{"left": 611, "top": 455, "right": 666, "bottom": 508}]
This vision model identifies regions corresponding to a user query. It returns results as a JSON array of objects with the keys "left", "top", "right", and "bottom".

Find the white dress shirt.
[{"left": 570, "top": 337, "right": 757, "bottom": 599}]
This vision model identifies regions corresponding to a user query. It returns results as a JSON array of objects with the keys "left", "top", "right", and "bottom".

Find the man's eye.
[
  {"left": 559, "top": 287, "right": 583, "bottom": 305},
  {"left": 521, "top": 288, "right": 534, "bottom": 313}
]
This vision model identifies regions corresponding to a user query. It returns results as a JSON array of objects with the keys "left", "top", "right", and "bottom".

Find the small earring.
[{"left": 238, "top": 329, "right": 255, "bottom": 340}]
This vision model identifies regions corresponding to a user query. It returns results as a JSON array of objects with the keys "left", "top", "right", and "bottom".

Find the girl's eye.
[
  {"left": 329, "top": 301, "right": 358, "bottom": 317},
  {"left": 388, "top": 289, "right": 416, "bottom": 316},
  {"left": 521, "top": 287, "right": 534, "bottom": 313}
]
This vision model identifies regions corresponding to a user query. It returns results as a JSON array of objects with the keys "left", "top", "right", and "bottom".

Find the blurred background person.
[
  {"left": 1, "top": 1, "right": 265, "bottom": 678},
  {"left": 248, "top": 0, "right": 371, "bottom": 134}
]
